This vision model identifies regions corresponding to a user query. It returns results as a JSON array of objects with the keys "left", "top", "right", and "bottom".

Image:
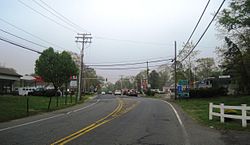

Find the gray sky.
[{"left": 0, "top": 0, "right": 228, "bottom": 83}]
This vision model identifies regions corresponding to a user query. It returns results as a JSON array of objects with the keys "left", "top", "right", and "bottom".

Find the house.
[{"left": 0, "top": 67, "right": 22, "bottom": 94}]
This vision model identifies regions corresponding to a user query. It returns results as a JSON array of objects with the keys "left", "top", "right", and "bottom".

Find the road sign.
[{"left": 70, "top": 80, "right": 77, "bottom": 88}]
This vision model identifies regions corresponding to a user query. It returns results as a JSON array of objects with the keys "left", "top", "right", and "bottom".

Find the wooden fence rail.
[{"left": 209, "top": 103, "right": 250, "bottom": 127}]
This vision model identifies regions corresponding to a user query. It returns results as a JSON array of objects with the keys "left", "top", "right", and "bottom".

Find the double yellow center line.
[{"left": 51, "top": 97, "right": 138, "bottom": 145}]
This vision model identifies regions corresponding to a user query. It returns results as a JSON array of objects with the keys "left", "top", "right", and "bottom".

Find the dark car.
[
  {"left": 28, "top": 88, "right": 45, "bottom": 96},
  {"left": 128, "top": 89, "right": 138, "bottom": 96}
]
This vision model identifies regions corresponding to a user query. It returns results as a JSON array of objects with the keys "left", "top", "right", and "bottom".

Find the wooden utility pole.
[
  {"left": 174, "top": 41, "right": 177, "bottom": 100},
  {"left": 146, "top": 61, "right": 149, "bottom": 89},
  {"left": 75, "top": 33, "right": 92, "bottom": 101}
]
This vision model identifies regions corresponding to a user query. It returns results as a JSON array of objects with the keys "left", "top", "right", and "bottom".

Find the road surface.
[{"left": 0, "top": 95, "right": 230, "bottom": 145}]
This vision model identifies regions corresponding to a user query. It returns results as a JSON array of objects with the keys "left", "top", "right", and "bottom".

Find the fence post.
[
  {"left": 220, "top": 103, "right": 224, "bottom": 123},
  {"left": 242, "top": 104, "right": 247, "bottom": 127},
  {"left": 209, "top": 103, "right": 213, "bottom": 120}
]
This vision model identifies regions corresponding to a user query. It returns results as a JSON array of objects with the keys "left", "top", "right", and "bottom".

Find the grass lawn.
[
  {"left": 175, "top": 95, "right": 250, "bottom": 131},
  {"left": 0, "top": 94, "right": 93, "bottom": 122}
]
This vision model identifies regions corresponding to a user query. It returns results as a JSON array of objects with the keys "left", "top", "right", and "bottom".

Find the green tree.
[
  {"left": 149, "top": 70, "right": 160, "bottom": 89},
  {"left": 196, "top": 57, "right": 217, "bottom": 79},
  {"left": 217, "top": 0, "right": 250, "bottom": 94},
  {"left": 35, "top": 47, "right": 78, "bottom": 90}
]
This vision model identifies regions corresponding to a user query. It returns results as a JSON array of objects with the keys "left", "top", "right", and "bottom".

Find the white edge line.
[
  {"left": 0, "top": 99, "right": 100, "bottom": 132},
  {"left": 72, "top": 99, "right": 100, "bottom": 113},
  {"left": 163, "top": 100, "right": 184, "bottom": 126},
  {"left": 163, "top": 100, "right": 190, "bottom": 145},
  {"left": 0, "top": 114, "right": 64, "bottom": 132}
]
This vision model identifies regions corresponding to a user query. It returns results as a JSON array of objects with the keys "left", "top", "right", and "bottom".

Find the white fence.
[{"left": 209, "top": 103, "right": 250, "bottom": 127}]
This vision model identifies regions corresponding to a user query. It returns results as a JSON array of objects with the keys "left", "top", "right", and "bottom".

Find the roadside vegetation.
[
  {"left": 175, "top": 96, "right": 250, "bottom": 131},
  {"left": 0, "top": 95, "right": 93, "bottom": 122}
]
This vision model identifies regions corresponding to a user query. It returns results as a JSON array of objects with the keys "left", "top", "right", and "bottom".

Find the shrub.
[
  {"left": 146, "top": 90, "right": 155, "bottom": 96},
  {"left": 189, "top": 87, "right": 227, "bottom": 98}
]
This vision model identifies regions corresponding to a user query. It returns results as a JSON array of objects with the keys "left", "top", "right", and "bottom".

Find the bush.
[
  {"left": 44, "top": 89, "right": 58, "bottom": 97},
  {"left": 189, "top": 87, "right": 227, "bottom": 98},
  {"left": 145, "top": 90, "right": 155, "bottom": 96}
]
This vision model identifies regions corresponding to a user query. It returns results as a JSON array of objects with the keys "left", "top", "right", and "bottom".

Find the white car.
[
  {"left": 101, "top": 91, "right": 105, "bottom": 95},
  {"left": 114, "top": 90, "right": 122, "bottom": 95}
]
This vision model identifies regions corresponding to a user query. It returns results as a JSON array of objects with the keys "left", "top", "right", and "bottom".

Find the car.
[
  {"left": 128, "top": 89, "right": 138, "bottom": 96},
  {"left": 101, "top": 91, "right": 105, "bottom": 95},
  {"left": 114, "top": 90, "right": 122, "bottom": 95}
]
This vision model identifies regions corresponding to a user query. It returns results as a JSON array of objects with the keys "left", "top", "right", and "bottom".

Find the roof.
[
  {"left": 0, "top": 67, "right": 22, "bottom": 77},
  {"left": 21, "top": 75, "right": 35, "bottom": 81}
]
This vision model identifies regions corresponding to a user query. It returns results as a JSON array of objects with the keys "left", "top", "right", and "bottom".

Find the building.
[{"left": 0, "top": 67, "right": 22, "bottom": 94}]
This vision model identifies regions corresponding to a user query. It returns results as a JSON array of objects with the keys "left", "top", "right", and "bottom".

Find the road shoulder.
[{"left": 167, "top": 99, "right": 250, "bottom": 145}]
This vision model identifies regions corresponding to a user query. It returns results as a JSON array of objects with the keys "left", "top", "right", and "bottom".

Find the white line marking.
[
  {"left": 0, "top": 99, "right": 100, "bottom": 132},
  {"left": 163, "top": 100, "right": 190, "bottom": 145},
  {"left": 0, "top": 114, "right": 63, "bottom": 132},
  {"left": 72, "top": 99, "right": 100, "bottom": 113},
  {"left": 163, "top": 100, "right": 184, "bottom": 126}
]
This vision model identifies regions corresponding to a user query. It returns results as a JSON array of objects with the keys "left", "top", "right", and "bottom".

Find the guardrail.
[{"left": 209, "top": 103, "right": 250, "bottom": 127}]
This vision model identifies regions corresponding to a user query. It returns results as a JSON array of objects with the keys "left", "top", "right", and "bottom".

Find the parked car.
[
  {"left": 101, "top": 91, "right": 106, "bottom": 95},
  {"left": 114, "top": 90, "right": 122, "bottom": 95},
  {"left": 28, "top": 88, "right": 45, "bottom": 96},
  {"left": 17, "top": 87, "right": 35, "bottom": 96},
  {"left": 128, "top": 89, "right": 138, "bottom": 96}
]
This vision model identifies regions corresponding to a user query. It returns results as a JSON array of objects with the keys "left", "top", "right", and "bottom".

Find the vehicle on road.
[
  {"left": 101, "top": 91, "right": 106, "bottom": 95},
  {"left": 128, "top": 89, "right": 138, "bottom": 96},
  {"left": 114, "top": 90, "right": 122, "bottom": 95}
]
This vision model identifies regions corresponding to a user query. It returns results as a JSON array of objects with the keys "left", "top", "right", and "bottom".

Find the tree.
[
  {"left": 60, "top": 51, "right": 78, "bottom": 93},
  {"left": 149, "top": 70, "right": 160, "bottom": 89},
  {"left": 217, "top": 0, "right": 250, "bottom": 94},
  {"left": 196, "top": 57, "right": 217, "bottom": 79},
  {"left": 35, "top": 47, "right": 78, "bottom": 90},
  {"left": 84, "top": 67, "right": 103, "bottom": 92}
]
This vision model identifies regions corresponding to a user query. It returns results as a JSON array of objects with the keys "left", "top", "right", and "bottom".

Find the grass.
[
  {"left": 0, "top": 94, "right": 93, "bottom": 122},
  {"left": 175, "top": 95, "right": 250, "bottom": 131}
]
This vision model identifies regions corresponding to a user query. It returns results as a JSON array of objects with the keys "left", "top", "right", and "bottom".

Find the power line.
[
  {"left": 91, "top": 63, "right": 171, "bottom": 70},
  {"left": 86, "top": 58, "right": 172, "bottom": 67},
  {"left": 177, "top": 0, "right": 211, "bottom": 58},
  {"left": 18, "top": 0, "right": 78, "bottom": 33},
  {"left": 0, "top": 36, "right": 42, "bottom": 54},
  {"left": 37, "top": 0, "right": 89, "bottom": 32},
  {"left": 0, "top": 28, "right": 47, "bottom": 48},
  {"left": 31, "top": 0, "right": 88, "bottom": 33},
  {"left": 0, "top": 18, "right": 66, "bottom": 50},
  {"left": 180, "top": 0, "right": 226, "bottom": 62}
]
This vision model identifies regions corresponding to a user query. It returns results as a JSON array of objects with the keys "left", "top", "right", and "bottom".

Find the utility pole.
[
  {"left": 75, "top": 33, "right": 92, "bottom": 101},
  {"left": 174, "top": 41, "right": 177, "bottom": 100},
  {"left": 146, "top": 61, "right": 149, "bottom": 89},
  {"left": 120, "top": 75, "right": 123, "bottom": 95}
]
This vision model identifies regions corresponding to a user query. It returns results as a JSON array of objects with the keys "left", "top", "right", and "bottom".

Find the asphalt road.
[{"left": 0, "top": 95, "right": 229, "bottom": 145}]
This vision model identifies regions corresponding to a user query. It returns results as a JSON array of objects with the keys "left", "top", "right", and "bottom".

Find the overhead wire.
[
  {"left": 91, "top": 63, "right": 172, "bottom": 70},
  {"left": 86, "top": 58, "right": 172, "bottom": 67},
  {"left": 0, "top": 36, "right": 42, "bottom": 54},
  {"left": 37, "top": 0, "right": 89, "bottom": 33},
  {"left": 0, "top": 18, "right": 67, "bottom": 50},
  {"left": 180, "top": 0, "right": 226, "bottom": 62},
  {"left": 31, "top": 0, "right": 88, "bottom": 33},
  {"left": 177, "top": 0, "right": 211, "bottom": 59},
  {"left": 18, "top": 0, "right": 78, "bottom": 33},
  {"left": 0, "top": 28, "right": 47, "bottom": 49}
]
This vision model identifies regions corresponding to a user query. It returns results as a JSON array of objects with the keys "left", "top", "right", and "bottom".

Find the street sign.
[
  {"left": 70, "top": 80, "right": 77, "bottom": 88},
  {"left": 178, "top": 80, "right": 189, "bottom": 98}
]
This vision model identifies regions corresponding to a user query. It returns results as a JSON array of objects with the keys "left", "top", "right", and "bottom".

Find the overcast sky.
[{"left": 0, "top": 0, "right": 228, "bottom": 83}]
